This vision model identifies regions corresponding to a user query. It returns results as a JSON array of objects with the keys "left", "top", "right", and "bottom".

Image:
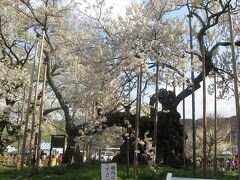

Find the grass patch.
[{"left": 0, "top": 162, "right": 238, "bottom": 180}]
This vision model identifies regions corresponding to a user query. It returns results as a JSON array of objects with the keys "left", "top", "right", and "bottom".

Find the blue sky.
[{"left": 176, "top": 80, "right": 236, "bottom": 119}]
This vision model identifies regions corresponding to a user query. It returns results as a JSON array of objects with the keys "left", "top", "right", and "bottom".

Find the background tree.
[
  {"left": 0, "top": 0, "right": 35, "bottom": 153},
  {"left": 185, "top": 115, "right": 231, "bottom": 159}
]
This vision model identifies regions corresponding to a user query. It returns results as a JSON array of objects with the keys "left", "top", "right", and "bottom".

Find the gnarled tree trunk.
[{"left": 45, "top": 52, "right": 81, "bottom": 164}]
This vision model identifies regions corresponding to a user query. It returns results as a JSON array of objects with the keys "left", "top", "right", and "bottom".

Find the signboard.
[
  {"left": 101, "top": 163, "right": 117, "bottom": 180},
  {"left": 51, "top": 135, "right": 65, "bottom": 148}
]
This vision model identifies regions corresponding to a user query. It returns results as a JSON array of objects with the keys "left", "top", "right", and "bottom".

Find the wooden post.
[
  {"left": 227, "top": 4, "right": 240, "bottom": 177},
  {"left": 20, "top": 37, "right": 40, "bottom": 170},
  {"left": 134, "top": 66, "right": 142, "bottom": 180},
  {"left": 126, "top": 80, "right": 131, "bottom": 178},
  {"left": 182, "top": 83, "right": 186, "bottom": 166},
  {"left": 154, "top": 61, "right": 159, "bottom": 170},
  {"left": 17, "top": 87, "right": 26, "bottom": 170},
  {"left": 99, "top": 150, "right": 101, "bottom": 161},
  {"left": 188, "top": 12, "right": 196, "bottom": 177},
  {"left": 201, "top": 31, "right": 207, "bottom": 179},
  {"left": 214, "top": 70, "right": 217, "bottom": 173},
  {"left": 36, "top": 61, "right": 48, "bottom": 167},
  {"left": 63, "top": 136, "right": 66, "bottom": 157},
  {"left": 27, "top": 29, "right": 45, "bottom": 169},
  {"left": 126, "top": 123, "right": 130, "bottom": 177},
  {"left": 49, "top": 135, "right": 53, "bottom": 166}
]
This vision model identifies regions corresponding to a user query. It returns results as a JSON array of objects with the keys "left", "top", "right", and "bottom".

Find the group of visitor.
[
  {"left": 224, "top": 158, "right": 238, "bottom": 171},
  {"left": 40, "top": 151, "right": 63, "bottom": 166},
  {"left": 194, "top": 156, "right": 239, "bottom": 172}
]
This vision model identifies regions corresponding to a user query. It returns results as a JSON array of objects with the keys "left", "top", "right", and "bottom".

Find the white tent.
[{"left": 6, "top": 145, "right": 17, "bottom": 153}]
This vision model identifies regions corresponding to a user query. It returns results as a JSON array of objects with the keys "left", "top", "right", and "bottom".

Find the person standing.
[{"left": 58, "top": 153, "right": 63, "bottom": 165}]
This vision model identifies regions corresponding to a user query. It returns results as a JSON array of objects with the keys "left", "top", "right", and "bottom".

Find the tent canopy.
[{"left": 41, "top": 142, "right": 51, "bottom": 150}]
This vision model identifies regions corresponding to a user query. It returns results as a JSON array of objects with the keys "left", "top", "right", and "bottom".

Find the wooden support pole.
[
  {"left": 188, "top": 12, "right": 196, "bottom": 177},
  {"left": 227, "top": 4, "right": 240, "bottom": 177},
  {"left": 36, "top": 61, "right": 48, "bottom": 167},
  {"left": 154, "top": 61, "right": 159, "bottom": 170},
  {"left": 214, "top": 70, "right": 217, "bottom": 174},
  {"left": 20, "top": 38, "right": 40, "bottom": 170},
  {"left": 182, "top": 83, "right": 186, "bottom": 166},
  {"left": 201, "top": 33, "right": 207, "bottom": 179},
  {"left": 27, "top": 29, "right": 45, "bottom": 169},
  {"left": 127, "top": 80, "right": 131, "bottom": 178},
  {"left": 134, "top": 66, "right": 142, "bottom": 180},
  {"left": 17, "top": 87, "right": 26, "bottom": 170}
]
